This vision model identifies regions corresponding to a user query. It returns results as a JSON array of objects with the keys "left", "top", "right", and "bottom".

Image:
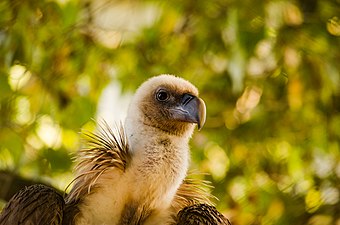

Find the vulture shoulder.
[
  {"left": 0, "top": 184, "right": 64, "bottom": 225},
  {"left": 176, "top": 204, "right": 232, "bottom": 225}
]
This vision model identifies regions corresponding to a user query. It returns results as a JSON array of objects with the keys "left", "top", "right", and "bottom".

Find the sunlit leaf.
[{"left": 305, "top": 189, "right": 322, "bottom": 213}]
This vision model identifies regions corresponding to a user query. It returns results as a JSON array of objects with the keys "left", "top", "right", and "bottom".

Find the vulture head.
[{"left": 125, "top": 74, "right": 206, "bottom": 138}]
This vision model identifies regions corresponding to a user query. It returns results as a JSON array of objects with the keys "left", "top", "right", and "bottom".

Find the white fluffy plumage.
[{"left": 66, "top": 74, "right": 208, "bottom": 225}]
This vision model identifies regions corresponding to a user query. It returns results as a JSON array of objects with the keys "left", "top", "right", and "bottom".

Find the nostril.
[{"left": 182, "top": 94, "right": 194, "bottom": 105}]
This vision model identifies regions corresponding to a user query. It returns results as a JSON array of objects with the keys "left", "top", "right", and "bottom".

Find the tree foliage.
[{"left": 0, "top": 0, "right": 340, "bottom": 224}]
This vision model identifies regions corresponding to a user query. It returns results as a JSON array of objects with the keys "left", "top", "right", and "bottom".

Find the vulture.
[{"left": 0, "top": 74, "right": 231, "bottom": 225}]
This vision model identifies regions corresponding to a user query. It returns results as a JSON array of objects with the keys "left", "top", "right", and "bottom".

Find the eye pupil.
[{"left": 156, "top": 90, "right": 169, "bottom": 101}]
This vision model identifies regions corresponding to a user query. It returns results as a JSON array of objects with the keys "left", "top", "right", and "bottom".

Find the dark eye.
[{"left": 156, "top": 90, "right": 170, "bottom": 102}]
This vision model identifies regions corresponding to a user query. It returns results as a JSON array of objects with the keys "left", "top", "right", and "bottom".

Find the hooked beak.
[{"left": 169, "top": 94, "right": 206, "bottom": 130}]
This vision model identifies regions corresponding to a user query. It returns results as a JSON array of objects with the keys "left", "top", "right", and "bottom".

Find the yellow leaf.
[{"left": 305, "top": 189, "right": 323, "bottom": 213}]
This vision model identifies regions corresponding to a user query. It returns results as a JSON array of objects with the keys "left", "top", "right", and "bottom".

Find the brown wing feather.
[
  {"left": 176, "top": 203, "right": 232, "bottom": 225},
  {"left": 0, "top": 184, "right": 64, "bottom": 225}
]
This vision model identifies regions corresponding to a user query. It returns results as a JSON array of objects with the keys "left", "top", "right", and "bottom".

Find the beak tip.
[{"left": 197, "top": 98, "right": 206, "bottom": 131}]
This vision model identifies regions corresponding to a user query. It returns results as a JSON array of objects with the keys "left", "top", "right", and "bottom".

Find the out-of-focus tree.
[{"left": 0, "top": 0, "right": 339, "bottom": 224}]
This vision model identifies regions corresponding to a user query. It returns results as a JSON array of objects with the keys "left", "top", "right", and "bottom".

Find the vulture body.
[{"left": 0, "top": 75, "right": 230, "bottom": 225}]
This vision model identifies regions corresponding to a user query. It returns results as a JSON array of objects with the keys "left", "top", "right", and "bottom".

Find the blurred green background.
[{"left": 0, "top": 0, "right": 340, "bottom": 224}]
